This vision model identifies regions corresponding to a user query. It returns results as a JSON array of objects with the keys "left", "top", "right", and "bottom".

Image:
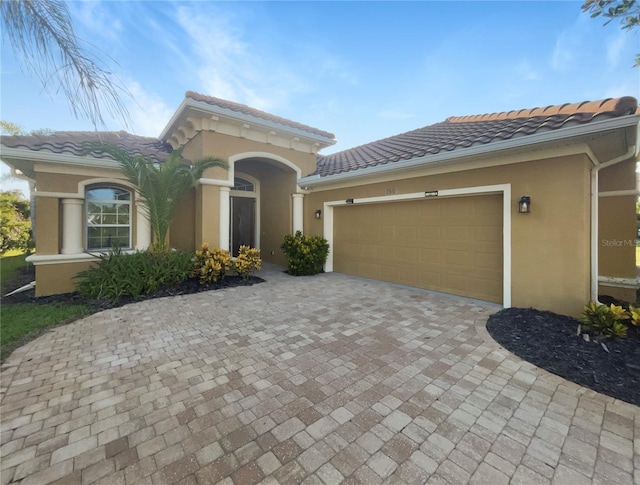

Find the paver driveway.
[{"left": 1, "top": 265, "right": 638, "bottom": 485}]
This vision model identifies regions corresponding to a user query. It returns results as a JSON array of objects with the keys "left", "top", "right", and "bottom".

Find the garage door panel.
[
  {"left": 396, "top": 246, "right": 419, "bottom": 262},
  {"left": 379, "top": 225, "right": 396, "bottom": 240},
  {"left": 472, "top": 226, "right": 501, "bottom": 241},
  {"left": 420, "top": 248, "right": 442, "bottom": 264},
  {"left": 473, "top": 251, "right": 502, "bottom": 269},
  {"left": 445, "top": 249, "right": 470, "bottom": 266},
  {"left": 444, "top": 226, "right": 470, "bottom": 242},
  {"left": 397, "top": 225, "right": 418, "bottom": 240},
  {"left": 334, "top": 195, "right": 503, "bottom": 303},
  {"left": 361, "top": 244, "right": 379, "bottom": 259},
  {"left": 419, "top": 227, "right": 441, "bottom": 240},
  {"left": 444, "top": 198, "right": 472, "bottom": 217}
]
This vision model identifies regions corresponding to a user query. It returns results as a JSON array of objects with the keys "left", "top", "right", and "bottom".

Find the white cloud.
[
  {"left": 551, "top": 30, "right": 576, "bottom": 71},
  {"left": 602, "top": 79, "right": 640, "bottom": 99},
  {"left": 377, "top": 109, "right": 416, "bottom": 121},
  {"left": 124, "top": 81, "right": 174, "bottom": 137},
  {"left": 69, "top": 2, "right": 123, "bottom": 45},
  {"left": 172, "top": 4, "right": 356, "bottom": 115},
  {"left": 514, "top": 59, "right": 538, "bottom": 81},
  {"left": 606, "top": 32, "right": 628, "bottom": 68},
  {"left": 175, "top": 5, "right": 295, "bottom": 111}
]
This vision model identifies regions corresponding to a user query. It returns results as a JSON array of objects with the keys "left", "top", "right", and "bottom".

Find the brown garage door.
[{"left": 333, "top": 194, "right": 503, "bottom": 303}]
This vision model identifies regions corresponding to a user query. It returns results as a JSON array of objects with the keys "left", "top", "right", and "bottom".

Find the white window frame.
[{"left": 86, "top": 185, "right": 133, "bottom": 251}]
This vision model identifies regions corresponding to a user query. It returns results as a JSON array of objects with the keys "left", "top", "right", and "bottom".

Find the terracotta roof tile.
[
  {"left": 1, "top": 131, "right": 172, "bottom": 163},
  {"left": 186, "top": 91, "right": 335, "bottom": 140},
  {"left": 314, "top": 96, "right": 638, "bottom": 177}
]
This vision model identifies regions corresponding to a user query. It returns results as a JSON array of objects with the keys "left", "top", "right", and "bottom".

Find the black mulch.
[
  {"left": 3, "top": 264, "right": 264, "bottom": 311},
  {"left": 487, "top": 307, "right": 640, "bottom": 406}
]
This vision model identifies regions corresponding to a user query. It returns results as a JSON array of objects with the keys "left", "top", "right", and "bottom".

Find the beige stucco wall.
[
  {"left": 35, "top": 197, "right": 60, "bottom": 254},
  {"left": 35, "top": 261, "right": 97, "bottom": 296},
  {"left": 171, "top": 188, "right": 196, "bottom": 251},
  {"left": 183, "top": 131, "right": 317, "bottom": 178},
  {"left": 305, "top": 154, "right": 593, "bottom": 316},
  {"left": 195, "top": 184, "right": 221, "bottom": 248}
]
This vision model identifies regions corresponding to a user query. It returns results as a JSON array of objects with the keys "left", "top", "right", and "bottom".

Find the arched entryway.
[{"left": 227, "top": 152, "right": 304, "bottom": 266}]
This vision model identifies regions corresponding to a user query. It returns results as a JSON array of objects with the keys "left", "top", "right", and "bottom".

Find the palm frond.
[
  {"left": 83, "top": 142, "right": 227, "bottom": 252},
  {"left": 1, "top": 0, "right": 131, "bottom": 128}
]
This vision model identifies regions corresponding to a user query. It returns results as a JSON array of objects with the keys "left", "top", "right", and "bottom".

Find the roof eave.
[
  {"left": 160, "top": 98, "right": 336, "bottom": 148},
  {"left": 0, "top": 146, "right": 122, "bottom": 170},
  {"left": 300, "top": 115, "right": 640, "bottom": 188}
]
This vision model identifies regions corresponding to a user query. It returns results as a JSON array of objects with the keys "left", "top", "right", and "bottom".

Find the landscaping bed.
[
  {"left": 3, "top": 271, "right": 264, "bottom": 310},
  {"left": 487, "top": 307, "right": 640, "bottom": 406}
]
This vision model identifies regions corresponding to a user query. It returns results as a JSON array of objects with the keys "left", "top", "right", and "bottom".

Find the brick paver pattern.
[{"left": 1, "top": 265, "right": 638, "bottom": 484}]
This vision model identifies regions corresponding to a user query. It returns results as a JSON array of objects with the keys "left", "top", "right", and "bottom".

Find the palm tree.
[
  {"left": 88, "top": 143, "right": 226, "bottom": 253},
  {"left": 1, "top": 0, "right": 130, "bottom": 128}
]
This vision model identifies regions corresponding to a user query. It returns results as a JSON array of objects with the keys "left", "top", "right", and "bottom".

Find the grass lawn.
[
  {"left": 1, "top": 303, "right": 94, "bottom": 361},
  {"left": 1, "top": 251, "right": 94, "bottom": 361},
  {"left": 1, "top": 251, "right": 31, "bottom": 294}
]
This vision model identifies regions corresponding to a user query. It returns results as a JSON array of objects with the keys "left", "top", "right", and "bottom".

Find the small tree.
[
  {"left": 86, "top": 143, "right": 226, "bottom": 252},
  {"left": 0, "top": 190, "right": 31, "bottom": 253}
]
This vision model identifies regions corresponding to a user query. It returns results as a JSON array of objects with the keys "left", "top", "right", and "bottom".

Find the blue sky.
[{"left": 2, "top": 1, "right": 639, "bottom": 194}]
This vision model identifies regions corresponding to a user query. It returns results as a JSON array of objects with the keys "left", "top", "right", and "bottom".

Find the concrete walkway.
[{"left": 1, "top": 265, "right": 638, "bottom": 484}]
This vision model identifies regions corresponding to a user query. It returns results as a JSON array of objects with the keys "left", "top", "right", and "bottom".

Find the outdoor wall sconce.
[
  {"left": 346, "top": 198, "right": 354, "bottom": 204},
  {"left": 315, "top": 209, "right": 322, "bottom": 219},
  {"left": 518, "top": 196, "right": 531, "bottom": 214}
]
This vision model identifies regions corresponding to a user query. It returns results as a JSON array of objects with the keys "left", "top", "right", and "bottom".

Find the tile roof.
[
  {"left": 186, "top": 91, "right": 336, "bottom": 140},
  {"left": 314, "top": 96, "right": 639, "bottom": 177},
  {"left": 1, "top": 131, "right": 172, "bottom": 163}
]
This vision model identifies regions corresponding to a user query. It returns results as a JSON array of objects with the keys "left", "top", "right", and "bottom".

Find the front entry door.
[{"left": 231, "top": 197, "right": 256, "bottom": 256}]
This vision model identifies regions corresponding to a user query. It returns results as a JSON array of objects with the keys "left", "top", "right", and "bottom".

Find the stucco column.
[
  {"left": 219, "top": 186, "right": 230, "bottom": 251},
  {"left": 292, "top": 193, "right": 304, "bottom": 234},
  {"left": 136, "top": 202, "right": 151, "bottom": 250},
  {"left": 61, "top": 198, "right": 84, "bottom": 254}
]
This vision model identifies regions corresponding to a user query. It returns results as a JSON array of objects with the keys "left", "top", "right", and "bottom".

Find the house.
[{"left": 1, "top": 92, "right": 638, "bottom": 316}]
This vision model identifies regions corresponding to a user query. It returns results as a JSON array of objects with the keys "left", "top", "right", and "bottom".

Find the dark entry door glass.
[{"left": 231, "top": 197, "right": 255, "bottom": 256}]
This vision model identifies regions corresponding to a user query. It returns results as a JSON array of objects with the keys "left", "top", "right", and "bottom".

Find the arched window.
[
  {"left": 232, "top": 177, "right": 255, "bottom": 192},
  {"left": 86, "top": 186, "right": 131, "bottom": 250}
]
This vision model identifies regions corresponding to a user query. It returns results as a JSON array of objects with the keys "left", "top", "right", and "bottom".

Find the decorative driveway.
[{"left": 1, "top": 265, "right": 638, "bottom": 485}]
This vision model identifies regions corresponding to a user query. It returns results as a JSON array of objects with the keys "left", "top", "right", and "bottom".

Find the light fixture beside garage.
[
  {"left": 345, "top": 198, "right": 354, "bottom": 204},
  {"left": 518, "top": 195, "right": 531, "bottom": 213},
  {"left": 315, "top": 209, "right": 322, "bottom": 219}
]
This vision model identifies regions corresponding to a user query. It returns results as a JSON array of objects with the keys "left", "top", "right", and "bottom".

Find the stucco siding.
[
  {"left": 35, "top": 197, "right": 60, "bottom": 255},
  {"left": 171, "top": 188, "right": 196, "bottom": 251},
  {"left": 35, "top": 261, "right": 96, "bottom": 296},
  {"left": 192, "top": 131, "right": 317, "bottom": 177}
]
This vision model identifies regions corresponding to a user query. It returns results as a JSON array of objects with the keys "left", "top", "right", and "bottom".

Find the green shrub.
[
  {"left": 75, "top": 247, "right": 192, "bottom": 301},
  {"left": 581, "top": 301, "right": 629, "bottom": 339},
  {"left": 191, "top": 243, "right": 231, "bottom": 283},
  {"left": 281, "top": 231, "right": 329, "bottom": 276},
  {"left": 232, "top": 245, "right": 261, "bottom": 279}
]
